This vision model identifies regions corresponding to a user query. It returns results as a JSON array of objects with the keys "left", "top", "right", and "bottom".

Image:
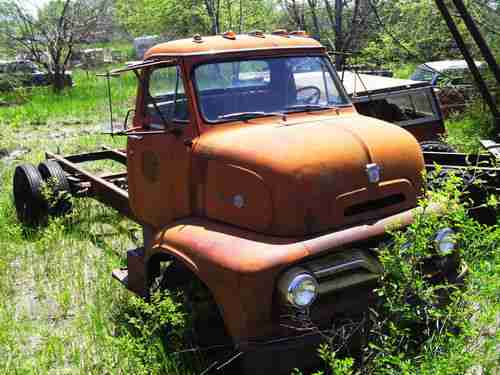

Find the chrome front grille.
[{"left": 303, "top": 250, "right": 382, "bottom": 294}]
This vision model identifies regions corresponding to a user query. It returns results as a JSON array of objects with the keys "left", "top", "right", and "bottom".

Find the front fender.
[{"left": 150, "top": 203, "right": 443, "bottom": 341}]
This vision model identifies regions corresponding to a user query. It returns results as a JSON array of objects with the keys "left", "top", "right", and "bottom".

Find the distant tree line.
[
  {"left": 114, "top": 0, "right": 500, "bottom": 65},
  {"left": 1, "top": 0, "right": 499, "bottom": 92}
]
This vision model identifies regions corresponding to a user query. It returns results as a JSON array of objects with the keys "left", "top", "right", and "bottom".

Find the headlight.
[
  {"left": 434, "top": 228, "right": 456, "bottom": 255},
  {"left": 278, "top": 268, "right": 318, "bottom": 308}
]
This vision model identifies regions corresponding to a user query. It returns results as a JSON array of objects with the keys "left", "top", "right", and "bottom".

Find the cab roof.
[{"left": 144, "top": 33, "right": 324, "bottom": 59}]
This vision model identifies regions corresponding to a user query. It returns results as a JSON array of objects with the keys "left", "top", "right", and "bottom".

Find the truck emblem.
[
  {"left": 233, "top": 194, "right": 245, "bottom": 208},
  {"left": 366, "top": 163, "right": 381, "bottom": 183}
]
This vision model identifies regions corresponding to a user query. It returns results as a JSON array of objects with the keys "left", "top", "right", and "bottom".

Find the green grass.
[
  {"left": 444, "top": 102, "right": 496, "bottom": 153},
  {"left": 0, "top": 71, "right": 199, "bottom": 374},
  {"left": 0, "top": 68, "right": 137, "bottom": 129}
]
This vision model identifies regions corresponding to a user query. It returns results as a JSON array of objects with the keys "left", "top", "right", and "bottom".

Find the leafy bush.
[
  {"left": 445, "top": 101, "right": 495, "bottom": 153},
  {"left": 109, "top": 291, "right": 189, "bottom": 375},
  {"left": 299, "top": 172, "right": 499, "bottom": 375}
]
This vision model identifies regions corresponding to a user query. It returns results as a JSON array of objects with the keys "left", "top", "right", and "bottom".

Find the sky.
[{"left": 19, "top": 0, "right": 51, "bottom": 15}]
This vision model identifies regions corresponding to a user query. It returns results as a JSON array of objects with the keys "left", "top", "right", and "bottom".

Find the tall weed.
[{"left": 299, "top": 173, "right": 499, "bottom": 375}]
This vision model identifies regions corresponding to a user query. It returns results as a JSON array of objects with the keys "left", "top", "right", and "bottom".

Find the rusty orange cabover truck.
[{"left": 14, "top": 31, "right": 482, "bottom": 373}]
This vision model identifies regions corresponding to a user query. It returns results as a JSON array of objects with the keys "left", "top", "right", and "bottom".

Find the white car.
[{"left": 410, "top": 60, "right": 485, "bottom": 86}]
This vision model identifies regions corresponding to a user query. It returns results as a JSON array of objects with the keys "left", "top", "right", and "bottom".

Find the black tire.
[
  {"left": 420, "top": 141, "right": 456, "bottom": 153},
  {"left": 38, "top": 160, "right": 72, "bottom": 216},
  {"left": 13, "top": 164, "right": 48, "bottom": 226}
]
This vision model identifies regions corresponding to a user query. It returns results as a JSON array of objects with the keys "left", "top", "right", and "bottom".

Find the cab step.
[{"left": 111, "top": 247, "right": 148, "bottom": 297}]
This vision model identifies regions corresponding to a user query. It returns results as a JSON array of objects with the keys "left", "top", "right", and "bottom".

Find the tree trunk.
[
  {"left": 324, "top": 0, "right": 336, "bottom": 29},
  {"left": 205, "top": 0, "right": 219, "bottom": 34},
  {"left": 284, "top": 0, "right": 305, "bottom": 29},
  {"left": 343, "top": 0, "right": 371, "bottom": 53},
  {"left": 239, "top": 0, "right": 243, "bottom": 33},
  {"left": 335, "top": 0, "right": 344, "bottom": 69},
  {"left": 227, "top": 0, "right": 232, "bottom": 30},
  {"left": 307, "top": 0, "right": 322, "bottom": 40},
  {"left": 52, "top": 71, "right": 65, "bottom": 92}
]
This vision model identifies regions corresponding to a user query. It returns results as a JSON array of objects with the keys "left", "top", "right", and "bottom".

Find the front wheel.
[{"left": 151, "top": 261, "right": 238, "bottom": 374}]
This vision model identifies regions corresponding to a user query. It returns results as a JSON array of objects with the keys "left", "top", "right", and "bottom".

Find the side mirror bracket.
[{"left": 123, "top": 108, "right": 136, "bottom": 131}]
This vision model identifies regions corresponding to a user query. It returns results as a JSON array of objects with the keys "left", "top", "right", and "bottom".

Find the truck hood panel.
[{"left": 194, "top": 114, "right": 424, "bottom": 236}]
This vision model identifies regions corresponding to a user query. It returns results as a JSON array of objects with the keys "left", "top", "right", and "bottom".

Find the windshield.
[{"left": 194, "top": 56, "right": 350, "bottom": 123}]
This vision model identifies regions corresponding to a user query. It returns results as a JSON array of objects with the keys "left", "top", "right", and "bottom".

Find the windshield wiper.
[
  {"left": 284, "top": 104, "right": 335, "bottom": 112},
  {"left": 217, "top": 111, "right": 286, "bottom": 121},
  {"left": 148, "top": 95, "right": 170, "bottom": 130}
]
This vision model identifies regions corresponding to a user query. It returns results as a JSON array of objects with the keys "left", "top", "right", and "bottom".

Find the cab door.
[{"left": 127, "top": 63, "right": 193, "bottom": 228}]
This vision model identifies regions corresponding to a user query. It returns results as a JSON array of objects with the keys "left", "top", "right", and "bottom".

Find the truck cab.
[
  {"left": 111, "top": 32, "right": 445, "bottom": 373},
  {"left": 125, "top": 32, "right": 423, "bottom": 234}
]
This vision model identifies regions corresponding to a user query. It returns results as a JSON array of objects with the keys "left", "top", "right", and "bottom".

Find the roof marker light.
[
  {"left": 192, "top": 34, "right": 203, "bottom": 43},
  {"left": 248, "top": 30, "right": 265, "bottom": 38},
  {"left": 290, "top": 30, "right": 308, "bottom": 37},
  {"left": 222, "top": 31, "right": 237, "bottom": 40},
  {"left": 272, "top": 29, "right": 289, "bottom": 37}
]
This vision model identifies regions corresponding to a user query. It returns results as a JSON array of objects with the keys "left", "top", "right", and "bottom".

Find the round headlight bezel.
[
  {"left": 278, "top": 268, "right": 319, "bottom": 308},
  {"left": 434, "top": 227, "right": 456, "bottom": 255}
]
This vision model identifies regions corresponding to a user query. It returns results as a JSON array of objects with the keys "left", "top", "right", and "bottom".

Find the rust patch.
[{"left": 142, "top": 151, "right": 160, "bottom": 183}]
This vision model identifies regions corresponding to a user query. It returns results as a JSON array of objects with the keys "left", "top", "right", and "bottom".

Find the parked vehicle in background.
[
  {"left": 410, "top": 60, "right": 485, "bottom": 117},
  {"left": 410, "top": 60, "right": 484, "bottom": 85},
  {"left": 0, "top": 60, "right": 72, "bottom": 91},
  {"left": 341, "top": 72, "right": 446, "bottom": 144},
  {"left": 294, "top": 69, "right": 446, "bottom": 145}
]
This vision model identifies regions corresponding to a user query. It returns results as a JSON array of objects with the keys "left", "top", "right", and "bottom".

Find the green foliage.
[
  {"left": 359, "top": 0, "right": 455, "bottom": 64},
  {"left": 0, "top": 0, "right": 113, "bottom": 92},
  {"left": 298, "top": 172, "right": 499, "bottom": 375},
  {"left": 115, "top": 0, "right": 209, "bottom": 37},
  {"left": 292, "top": 344, "right": 355, "bottom": 375},
  {"left": 444, "top": 101, "right": 495, "bottom": 153},
  {"left": 365, "top": 174, "right": 500, "bottom": 374},
  {"left": 122, "top": 291, "right": 186, "bottom": 343},
  {"left": 108, "top": 291, "right": 190, "bottom": 375},
  {"left": 114, "top": 0, "right": 277, "bottom": 37},
  {"left": 390, "top": 62, "right": 418, "bottom": 79}
]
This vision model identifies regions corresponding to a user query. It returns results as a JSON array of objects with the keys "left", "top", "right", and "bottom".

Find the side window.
[
  {"left": 146, "top": 65, "right": 188, "bottom": 126},
  {"left": 410, "top": 92, "right": 433, "bottom": 116},
  {"left": 385, "top": 91, "right": 434, "bottom": 122}
]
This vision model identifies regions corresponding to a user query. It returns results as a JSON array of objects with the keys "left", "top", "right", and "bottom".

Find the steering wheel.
[{"left": 296, "top": 86, "right": 321, "bottom": 105}]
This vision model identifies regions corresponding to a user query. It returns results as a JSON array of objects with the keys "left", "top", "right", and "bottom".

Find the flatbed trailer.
[{"left": 14, "top": 142, "right": 500, "bottom": 230}]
